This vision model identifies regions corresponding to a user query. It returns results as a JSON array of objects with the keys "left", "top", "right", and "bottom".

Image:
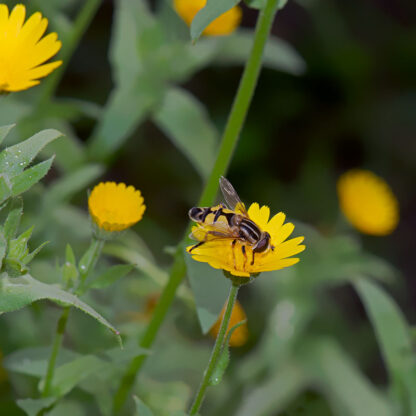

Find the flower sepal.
[{"left": 223, "top": 270, "right": 260, "bottom": 286}]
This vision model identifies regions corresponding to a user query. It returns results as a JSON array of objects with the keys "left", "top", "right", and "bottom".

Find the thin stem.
[
  {"left": 42, "top": 238, "right": 104, "bottom": 397},
  {"left": 38, "top": 0, "right": 102, "bottom": 105},
  {"left": 189, "top": 284, "right": 240, "bottom": 415},
  {"left": 42, "top": 307, "right": 70, "bottom": 397},
  {"left": 112, "top": 0, "right": 279, "bottom": 411}
]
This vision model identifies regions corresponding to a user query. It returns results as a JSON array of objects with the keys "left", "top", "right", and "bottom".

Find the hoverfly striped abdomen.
[{"left": 188, "top": 205, "right": 234, "bottom": 226}]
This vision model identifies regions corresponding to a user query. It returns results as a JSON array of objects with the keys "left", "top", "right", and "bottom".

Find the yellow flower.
[
  {"left": 210, "top": 300, "right": 248, "bottom": 347},
  {"left": 337, "top": 169, "right": 399, "bottom": 236},
  {"left": 88, "top": 182, "right": 146, "bottom": 232},
  {"left": 0, "top": 4, "right": 62, "bottom": 92},
  {"left": 173, "top": 0, "right": 242, "bottom": 36},
  {"left": 187, "top": 203, "right": 305, "bottom": 277}
]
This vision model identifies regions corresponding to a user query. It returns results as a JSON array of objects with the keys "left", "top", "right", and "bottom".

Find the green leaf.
[
  {"left": 134, "top": 396, "right": 154, "bottom": 416},
  {"left": 0, "top": 231, "right": 6, "bottom": 269},
  {"left": 236, "top": 363, "right": 309, "bottom": 416},
  {"left": 209, "top": 320, "right": 246, "bottom": 386},
  {"left": 109, "top": 0, "right": 153, "bottom": 86},
  {"left": 10, "top": 156, "right": 54, "bottom": 196},
  {"left": 0, "top": 124, "right": 15, "bottom": 146},
  {"left": 0, "top": 273, "right": 121, "bottom": 341},
  {"left": 185, "top": 254, "right": 231, "bottom": 333},
  {"left": 211, "top": 29, "right": 306, "bottom": 75},
  {"left": 0, "top": 174, "right": 12, "bottom": 204},
  {"left": 244, "top": 0, "right": 287, "bottom": 9},
  {"left": 89, "top": 264, "right": 133, "bottom": 289},
  {"left": 88, "top": 78, "right": 162, "bottom": 161},
  {"left": 3, "top": 197, "right": 23, "bottom": 242},
  {"left": 45, "top": 355, "right": 107, "bottom": 397},
  {"left": 354, "top": 278, "right": 416, "bottom": 414},
  {"left": 7, "top": 226, "right": 34, "bottom": 264},
  {"left": 304, "top": 339, "right": 393, "bottom": 416},
  {"left": 190, "top": 0, "right": 240, "bottom": 41},
  {"left": 62, "top": 244, "right": 78, "bottom": 288},
  {"left": 16, "top": 397, "right": 56, "bottom": 416},
  {"left": 0, "top": 129, "right": 62, "bottom": 176},
  {"left": 153, "top": 87, "right": 218, "bottom": 178},
  {"left": 4, "top": 346, "right": 79, "bottom": 377}
]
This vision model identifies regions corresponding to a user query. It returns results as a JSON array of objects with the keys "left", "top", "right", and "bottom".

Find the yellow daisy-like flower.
[
  {"left": 0, "top": 4, "right": 62, "bottom": 92},
  {"left": 187, "top": 203, "right": 305, "bottom": 277},
  {"left": 173, "top": 0, "right": 242, "bottom": 36},
  {"left": 210, "top": 300, "right": 248, "bottom": 347},
  {"left": 337, "top": 169, "right": 399, "bottom": 236},
  {"left": 88, "top": 182, "right": 146, "bottom": 232}
]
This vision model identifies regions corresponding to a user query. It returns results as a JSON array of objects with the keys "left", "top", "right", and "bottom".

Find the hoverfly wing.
[
  {"left": 190, "top": 220, "right": 239, "bottom": 243},
  {"left": 219, "top": 176, "right": 248, "bottom": 216}
]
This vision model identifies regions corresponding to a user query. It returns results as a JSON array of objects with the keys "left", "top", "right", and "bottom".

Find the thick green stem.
[
  {"left": 112, "top": 1, "right": 279, "bottom": 411},
  {"left": 189, "top": 284, "right": 240, "bottom": 415},
  {"left": 42, "top": 307, "right": 70, "bottom": 397},
  {"left": 38, "top": 0, "right": 102, "bottom": 105}
]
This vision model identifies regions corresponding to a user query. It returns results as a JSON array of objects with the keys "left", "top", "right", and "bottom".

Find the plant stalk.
[
  {"left": 112, "top": 0, "right": 279, "bottom": 411},
  {"left": 42, "top": 306, "right": 70, "bottom": 397},
  {"left": 189, "top": 284, "right": 240, "bottom": 415},
  {"left": 42, "top": 238, "right": 104, "bottom": 397}
]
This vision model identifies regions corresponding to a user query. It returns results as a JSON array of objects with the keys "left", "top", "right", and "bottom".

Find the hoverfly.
[{"left": 188, "top": 177, "right": 274, "bottom": 266}]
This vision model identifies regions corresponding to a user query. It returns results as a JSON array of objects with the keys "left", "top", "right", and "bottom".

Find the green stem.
[
  {"left": 42, "top": 306, "right": 70, "bottom": 397},
  {"left": 42, "top": 238, "right": 104, "bottom": 397},
  {"left": 112, "top": 1, "right": 279, "bottom": 411},
  {"left": 38, "top": 0, "right": 102, "bottom": 105},
  {"left": 189, "top": 284, "right": 240, "bottom": 415}
]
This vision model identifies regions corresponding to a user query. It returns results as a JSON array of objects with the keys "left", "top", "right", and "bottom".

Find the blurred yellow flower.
[
  {"left": 337, "top": 169, "right": 399, "bottom": 236},
  {"left": 88, "top": 182, "right": 146, "bottom": 232},
  {"left": 0, "top": 4, "right": 62, "bottom": 92},
  {"left": 210, "top": 300, "right": 248, "bottom": 347},
  {"left": 187, "top": 203, "right": 305, "bottom": 277},
  {"left": 173, "top": 0, "right": 242, "bottom": 36}
]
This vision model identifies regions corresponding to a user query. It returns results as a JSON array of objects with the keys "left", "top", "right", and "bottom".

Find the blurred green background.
[{"left": 0, "top": 0, "right": 415, "bottom": 414}]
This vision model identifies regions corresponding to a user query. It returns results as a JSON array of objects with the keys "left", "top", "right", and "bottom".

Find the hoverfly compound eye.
[{"left": 189, "top": 207, "right": 202, "bottom": 221}]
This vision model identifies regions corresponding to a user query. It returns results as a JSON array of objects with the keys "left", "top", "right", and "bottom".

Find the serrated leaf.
[
  {"left": 3, "top": 197, "right": 23, "bottom": 242},
  {"left": 153, "top": 87, "right": 217, "bottom": 179},
  {"left": 190, "top": 0, "right": 240, "bottom": 41},
  {"left": 134, "top": 396, "right": 154, "bottom": 416},
  {"left": 0, "top": 129, "right": 62, "bottom": 176},
  {"left": 185, "top": 254, "right": 231, "bottom": 334},
  {"left": 7, "top": 226, "right": 33, "bottom": 261},
  {"left": 0, "top": 124, "right": 15, "bottom": 146},
  {"left": 89, "top": 264, "right": 133, "bottom": 289},
  {"left": 354, "top": 278, "right": 416, "bottom": 413},
  {"left": 209, "top": 320, "right": 246, "bottom": 385},
  {"left": 21, "top": 241, "right": 48, "bottom": 265},
  {"left": 10, "top": 156, "right": 54, "bottom": 196},
  {"left": 16, "top": 397, "right": 56, "bottom": 416},
  {"left": 0, "top": 273, "right": 120, "bottom": 341},
  {"left": 0, "top": 174, "right": 12, "bottom": 204}
]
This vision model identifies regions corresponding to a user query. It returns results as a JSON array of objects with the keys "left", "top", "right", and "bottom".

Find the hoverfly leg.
[
  {"left": 232, "top": 239, "right": 237, "bottom": 269},
  {"left": 241, "top": 244, "right": 247, "bottom": 270},
  {"left": 189, "top": 241, "right": 204, "bottom": 252},
  {"left": 251, "top": 251, "right": 255, "bottom": 266}
]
